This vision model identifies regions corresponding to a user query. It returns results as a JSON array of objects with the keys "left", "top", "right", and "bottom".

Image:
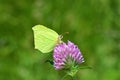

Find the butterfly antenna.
[
  {"left": 62, "top": 32, "right": 69, "bottom": 36},
  {"left": 60, "top": 32, "right": 69, "bottom": 39}
]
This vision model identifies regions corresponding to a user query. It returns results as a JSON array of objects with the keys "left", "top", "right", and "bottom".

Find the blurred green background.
[{"left": 0, "top": 0, "right": 120, "bottom": 80}]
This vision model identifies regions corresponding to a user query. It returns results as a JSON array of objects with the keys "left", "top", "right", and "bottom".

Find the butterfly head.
[
  {"left": 57, "top": 32, "right": 69, "bottom": 44},
  {"left": 58, "top": 35, "right": 63, "bottom": 44}
]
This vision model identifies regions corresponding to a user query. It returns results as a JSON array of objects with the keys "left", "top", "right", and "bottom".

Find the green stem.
[
  {"left": 61, "top": 74, "right": 68, "bottom": 80},
  {"left": 72, "top": 76, "right": 77, "bottom": 80}
]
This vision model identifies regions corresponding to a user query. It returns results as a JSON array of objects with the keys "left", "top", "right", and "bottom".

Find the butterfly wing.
[{"left": 32, "top": 25, "right": 59, "bottom": 53}]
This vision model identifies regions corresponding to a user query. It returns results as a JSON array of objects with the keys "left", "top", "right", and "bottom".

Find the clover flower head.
[{"left": 53, "top": 41, "right": 84, "bottom": 70}]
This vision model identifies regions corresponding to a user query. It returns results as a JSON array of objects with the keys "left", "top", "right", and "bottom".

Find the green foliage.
[{"left": 0, "top": 0, "right": 120, "bottom": 80}]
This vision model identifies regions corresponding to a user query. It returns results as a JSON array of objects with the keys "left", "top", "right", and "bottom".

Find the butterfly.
[{"left": 32, "top": 25, "right": 62, "bottom": 53}]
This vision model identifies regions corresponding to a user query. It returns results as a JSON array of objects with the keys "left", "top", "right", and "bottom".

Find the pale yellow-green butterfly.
[{"left": 32, "top": 25, "right": 63, "bottom": 53}]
